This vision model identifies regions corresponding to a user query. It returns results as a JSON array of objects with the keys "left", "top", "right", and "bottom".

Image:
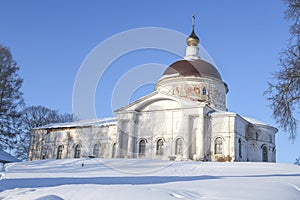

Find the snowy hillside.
[{"left": 0, "top": 159, "right": 299, "bottom": 200}]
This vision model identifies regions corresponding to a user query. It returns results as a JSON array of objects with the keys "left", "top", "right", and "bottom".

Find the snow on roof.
[
  {"left": 242, "top": 117, "right": 268, "bottom": 126},
  {"left": 210, "top": 112, "right": 273, "bottom": 127},
  {"left": 209, "top": 110, "right": 237, "bottom": 117},
  {"left": 158, "top": 72, "right": 180, "bottom": 80},
  {"left": 34, "top": 118, "right": 117, "bottom": 130},
  {"left": 0, "top": 150, "right": 20, "bottom": 163}
]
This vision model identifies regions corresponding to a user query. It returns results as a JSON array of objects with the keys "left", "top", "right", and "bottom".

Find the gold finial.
[{"left": 186, "top": 15, "right": 199, "bottom": 46}]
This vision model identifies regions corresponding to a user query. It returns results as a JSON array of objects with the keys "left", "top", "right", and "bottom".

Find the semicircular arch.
[{"left": 136, "top": 95, "right": 184, "bottom": 112}]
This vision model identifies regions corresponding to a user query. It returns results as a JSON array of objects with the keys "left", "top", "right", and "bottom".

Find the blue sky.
[{"left": 0, "top": 0, "right": 298, "bottom": 163}]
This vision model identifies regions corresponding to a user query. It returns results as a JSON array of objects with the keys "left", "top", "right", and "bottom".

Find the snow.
[
  {"left": 0, "top": 159, "right": 299, "bottom": 199},
  {"left": 243, "top": 116, "right": 268, "bottom": 126},
  {"left": 34, "top": 118, "right": 116, "bottom": 130},
  {"left": 159, "top": 73, "right": 180, "bottom": 80}
]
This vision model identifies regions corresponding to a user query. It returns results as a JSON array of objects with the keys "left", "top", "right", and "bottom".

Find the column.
[
  {"left": 197, "top": 115, "right": 205, "bottom": 161},
  {"left": 128, "top": 112, "right": 138, "bottom": 158}
]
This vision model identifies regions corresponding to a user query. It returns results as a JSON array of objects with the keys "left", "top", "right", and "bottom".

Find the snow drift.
[{"left": 0, "top": 159, "right": 299, "bottom": 199}]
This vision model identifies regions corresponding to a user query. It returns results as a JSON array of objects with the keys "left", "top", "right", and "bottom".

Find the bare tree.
[
  {"left": 15, "top": 105, "right": 74, "bottom": 160},
  {"left": 265, "top": 0, "right": 300, "bottom": 140},
  {"left": 295, "top": 157, "right": 300, "bottom": 165},
  {"left": 0, "top": 45, "right": 24, "bottom": 150}
]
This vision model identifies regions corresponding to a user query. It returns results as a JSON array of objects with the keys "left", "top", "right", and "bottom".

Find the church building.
[{"left": 28, "top": 22, "right": 277, "bottom": 162}]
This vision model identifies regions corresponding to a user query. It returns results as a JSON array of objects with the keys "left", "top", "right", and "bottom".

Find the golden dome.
[
  {"left": 186, "top": 30, "right": 199, "bottom": 46},
  {"left": 186, "top": 15, "right": 200, "bottom": 46}
]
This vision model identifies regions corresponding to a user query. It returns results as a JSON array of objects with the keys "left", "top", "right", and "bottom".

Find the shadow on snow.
[
  {"left": 1, "top": 173, "right": 300, "bottom": 191},
  {"left": 0, "top": 175, "right": 216, "bottom": 190}
]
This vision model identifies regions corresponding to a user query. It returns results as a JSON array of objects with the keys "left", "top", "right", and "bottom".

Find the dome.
[
  {"left": 186, "top": 30, "right": 199, "bottom": 46},
  {"left": 186, "top": 15, "right": 200, "bottom": 46},
  {"left": 163, "top": 59, "right": 223, "bottom": 81}
]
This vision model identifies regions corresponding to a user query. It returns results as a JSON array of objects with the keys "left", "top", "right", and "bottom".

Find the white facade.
[
  {"left": 29, "top": 119, "right": 118, "bottom": 160},
  {"left": 29, "top": 27, "right": 277, "bottom": 162}
]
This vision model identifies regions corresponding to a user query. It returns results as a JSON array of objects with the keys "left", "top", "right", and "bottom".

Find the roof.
[
  {"left": 210, "top": 112, "right": 277, "bottom": 132},
  {"left": 163, "top": 59, "right": 223, "bottom": 81},
  {"left": 243, "top": 117, "right": 278, "bottom": 133},
  {"left": 34, "top": 118, "right": 117, "bottom": 130},
  {"left": 0, "top": 150, "right": 20, "bottom": 163},
  {"left": 242, "top": 117, "right": 268, "bottom": 126}
]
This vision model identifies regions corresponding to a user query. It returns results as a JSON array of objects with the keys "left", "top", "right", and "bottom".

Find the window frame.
[
  {"left": 57, "top": 145, "right": 63, "bottom": 159},
  {"left": 175, "top": 138, "right": 183, "bottom": 155},
  {"left": 111, "top": 142, "right": 116, "bottom": 158},
  {"left": 156, "top": 139, "right": 164, "bottom": 155},
  {"left": 138, "top": 139, "right": 146, "bottom": 156},
  {"left": 262, "top": 145, "right": 268, "bottom": 162},
  {"left": 202, "top": 87, "right": 207, "bottom": 95},
  {"left": 238, "top": 138, "right": 242, "bottom": 158},
  {"left": 93, "top": 144, "right": 100, "bottom": 158},
  {"left": 214, "top": 137, "right": 223, "bottom": 154},
  {"left": 74, "top": 144, "right": 81, "bottom": 158}
]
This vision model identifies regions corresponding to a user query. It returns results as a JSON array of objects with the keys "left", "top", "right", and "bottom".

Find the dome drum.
[{"left": 156, "top": 76, "right": 227, "bottom": 111}]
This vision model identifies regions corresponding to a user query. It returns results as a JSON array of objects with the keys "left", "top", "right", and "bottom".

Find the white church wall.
[
  {"left": 135, "top": 109, "right": 184, "bottom": 160},
  {"left": 183, "top": 106, "right": 209, "bottom": 161},
  {"left": 118, "top": 120, "right": 129, "bottom": 158},
  {"left": 247, "top": 124, "right": 276, "bottom": 162},
  {"left": 210, "top": 113, "right": 234, "bottom": 162},
  {"left": 29, "top": 124, "right": 117, "bottom": 161},
  {"left": 28, "top": 129, "right": 45, "bottom": 160},
  {"left": 29, "top": 109, "right": 276, "bottom": 163},
  {"left": 116, "top": 97, "right": 187, "bottom": 161},
  {"left": 188, "top": 115, "right": 201, "bottom": 160},
  {"left": 233, "top": 116, "right": 249, "bottom": 162},
  {"left": 116, "top": 95, "right": 214, "bottom": 161}
]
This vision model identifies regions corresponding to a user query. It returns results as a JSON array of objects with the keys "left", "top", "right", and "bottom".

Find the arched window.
[
  {"left": 156, "top": 139, "right": 164, "bottom": 155},
  {"left": 74, "top": 144, "right": 81, "bottom": 158},
  {"left": 93, "top": 144, "right": 100, "bottom": 158},
  {"left": 202, "top": 87, "right": 207, "bottom": 95},
  {"left": 269, "top": 135, "right": 272, "bottom": 143},
  {"left": 255, "top": 133, "right": 258, "bottom": 140},
  {"left": 112, "top": 143, "right": 116, "bottom": 158},
  {"left": 214, "top": 137, "right": 223, "bottom": 154},
  {"left": 238, "top": 138, "right": 242, "bottom": 158},
  {"left": 262, "top": 145, "right": 268, "bottom": 162},
  {"left": 139, "top": 139, "right": 146, "bottom": 156},
  {"left": 57, "top": 145, "right": 63, "bottom": 159},
  {"left": 175, "top": 138, "right": 183, "bottom": 155}
]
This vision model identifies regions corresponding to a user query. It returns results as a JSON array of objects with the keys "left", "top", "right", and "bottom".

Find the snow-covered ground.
[{"left": 0, "top": 159, "right": 299, "bottom": 200}]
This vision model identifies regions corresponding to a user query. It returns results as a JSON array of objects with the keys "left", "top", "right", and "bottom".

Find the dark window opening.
[
  {"left": 93, "top": 144, "right": 100, "bottom": 158},
  {"left": 57, "top": 145, "right": 63, "bottom": 159},
  {"left": 215, "top": 137, "right": 223, "bottom": 154},
  {"left": 175, "top": 138, "right": 183, "bottom": 155},
  {"left": 139, "top": 139, "right": 146, "bottom": 156},
  {"left": 262, "top": 146, "right": 268, "bottom": 162},
  {"left": 238, "top": 138, "right": 242, "bottom": 158},
  {"left": 156, "top": 139, "right": 164, "bottom": 155},
  {"left": 202, "top": 87, "right": 207, "bottom": 95},
  {"left": 74, "top": 144, "right": 81, "bottom": 158}
]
